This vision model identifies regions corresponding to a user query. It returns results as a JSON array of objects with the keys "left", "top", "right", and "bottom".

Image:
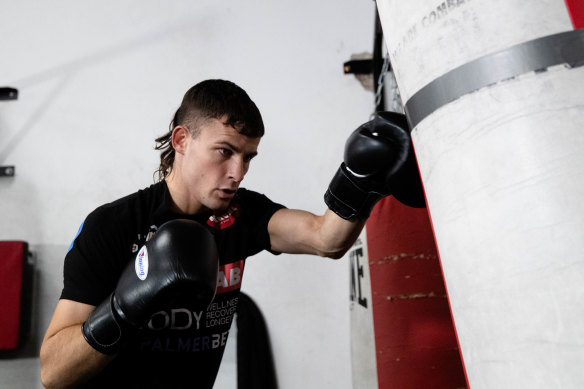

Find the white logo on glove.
[{"left": 135, "top": 246, "right": 149, "bottom": 280}]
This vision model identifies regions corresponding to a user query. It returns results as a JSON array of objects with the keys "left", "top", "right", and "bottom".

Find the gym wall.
[{"left": 0, "top": 1, "right": 375, "bottom": 388}]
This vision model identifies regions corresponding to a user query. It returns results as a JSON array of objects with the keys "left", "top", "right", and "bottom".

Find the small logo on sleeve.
[
  {"left": 135, "top": 246, "right": 149, "bottom": 280},
  {"left": 67, "top": 220, "right": 85, "bottom": 253}
]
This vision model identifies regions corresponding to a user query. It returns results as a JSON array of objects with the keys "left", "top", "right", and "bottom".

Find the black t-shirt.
[{"left": 61, "top": 181, "right": 285, "bottom": 388}]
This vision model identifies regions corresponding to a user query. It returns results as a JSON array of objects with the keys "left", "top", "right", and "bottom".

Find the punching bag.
[{"left": 373, "top": 0, "right": 584, "bottom": 387}]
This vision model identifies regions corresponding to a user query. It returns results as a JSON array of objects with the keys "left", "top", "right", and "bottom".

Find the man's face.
[{"left": 176, "top": 117, "right": 260, "bottom": 213}]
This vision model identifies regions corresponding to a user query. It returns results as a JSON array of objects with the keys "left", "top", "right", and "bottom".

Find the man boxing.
[{"left": 39, "top": 79, "right": 412, "bottom": 388}]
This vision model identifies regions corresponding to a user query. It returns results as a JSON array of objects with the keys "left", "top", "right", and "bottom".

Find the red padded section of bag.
[
  {"left": 365, "top": 198, "right": 467, "bottom": 388},
  {"left": 0, "top": 241, "right": 25, "bottom": 350}
]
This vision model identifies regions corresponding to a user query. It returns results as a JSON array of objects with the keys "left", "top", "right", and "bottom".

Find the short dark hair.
[{"left": 154, "top": 79, "right": 264, "bottom": 181}]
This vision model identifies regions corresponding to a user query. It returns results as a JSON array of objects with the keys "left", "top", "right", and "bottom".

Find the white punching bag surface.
[{"left": 375, "top": 0, "right": 584, "bottom": 388}]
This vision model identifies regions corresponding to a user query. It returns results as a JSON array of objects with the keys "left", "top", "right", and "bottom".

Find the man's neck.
[{"left": 164, "top": 175, "right": 206, "bottom": 215}]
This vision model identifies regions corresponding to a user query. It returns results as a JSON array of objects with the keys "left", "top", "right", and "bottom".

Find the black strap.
[{"left": 236, "top": 292, "right": 278, "bottom": 389}]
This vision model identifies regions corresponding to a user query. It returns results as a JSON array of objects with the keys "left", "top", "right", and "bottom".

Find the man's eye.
[{"left": 219, "top": 148, "right": 232, "bottom": 156}]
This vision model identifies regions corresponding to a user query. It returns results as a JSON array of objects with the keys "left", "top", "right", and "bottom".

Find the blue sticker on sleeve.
[{"left": 67, "top": 220, "right": 85, "bottom": 253}]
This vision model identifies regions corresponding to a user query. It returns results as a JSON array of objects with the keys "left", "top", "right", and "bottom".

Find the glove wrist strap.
[
  {"left": 81, "top": 293, "right": 127, "bottom": 355},
  {"left": 324, "top": 164, "right": 384, "bottom": 220}
]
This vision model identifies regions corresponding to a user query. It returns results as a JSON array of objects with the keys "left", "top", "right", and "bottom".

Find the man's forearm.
[
  {"left": 40, "top": 325, "right": 114, "bottom": 389},
  {"left": 318, "top": 209, "right": 365, "bottom": 259}
]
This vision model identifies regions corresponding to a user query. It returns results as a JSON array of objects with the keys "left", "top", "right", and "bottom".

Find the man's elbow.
[
  {"left": 326, "top": 251, "right": 346, "bottom": 260},
  {"left": 40, "top": 372, "right": 55, "bottom": 389},
  {"left": 40, "top": 364, "right": 58, "bottom": 389},
  {"left": 40, "top": 350, "right": 56, "bottom": 389},
  {"left": 40, "top": 342, "right": 68, "bottom": 389},
  {"left": 319, "top": 244, "right": 352, "bottom": 260}
]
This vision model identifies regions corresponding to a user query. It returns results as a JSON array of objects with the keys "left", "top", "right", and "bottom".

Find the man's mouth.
[{"left": 218, "top": 188, "right": 237, "bottom": 198}]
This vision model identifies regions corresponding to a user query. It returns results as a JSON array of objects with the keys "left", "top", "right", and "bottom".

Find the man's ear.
[{"left": 171, "top": 126, "right": 190, "bottom": 155}]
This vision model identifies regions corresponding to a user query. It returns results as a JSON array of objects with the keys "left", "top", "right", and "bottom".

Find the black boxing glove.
[
  {"left": 324, "top": 112, "right": 410, "bottom": 220},
  {"left": 81, "top": 219, "right": 219, "bottom": 355}
]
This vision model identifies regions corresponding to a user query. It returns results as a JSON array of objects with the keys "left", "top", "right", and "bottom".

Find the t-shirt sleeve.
[
  {"left": 60, "top": 207, "right": 126, "bottom": 306},
  {"left": 241, "top": 189, "right": 286, "bottom": 256}
]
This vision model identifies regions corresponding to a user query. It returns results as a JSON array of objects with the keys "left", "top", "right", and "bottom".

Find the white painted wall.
[{"left": 0, "top": 1, "right": 375, "bottom": 388}]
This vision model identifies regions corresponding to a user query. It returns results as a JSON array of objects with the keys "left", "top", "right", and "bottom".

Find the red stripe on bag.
[{"left": 565, "top": 0, "right": 584, "bottom": 28}]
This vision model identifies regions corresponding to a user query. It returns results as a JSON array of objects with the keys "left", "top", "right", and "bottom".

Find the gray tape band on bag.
[{"left": 404, "top": 29, "right": 584, "bottom": 129}]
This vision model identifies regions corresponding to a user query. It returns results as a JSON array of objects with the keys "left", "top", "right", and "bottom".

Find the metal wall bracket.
[
  {"left": 1, "top": 87, "right": 18, "bottom": 177},
  {"left": 0, "top": 166, "right": 15, "bottom": 177},
  {"left": 344, "top": 59, "right": 373, "bottom": 75},
  {"left": 0, "top": 87, "right": 18, "bottom": 100},
  {"left": 342, "top": 9, "right": 390, "bottom": 112}
]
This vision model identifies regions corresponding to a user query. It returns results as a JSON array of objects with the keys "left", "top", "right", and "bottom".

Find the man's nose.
[{"left": 228, "top": 157, "right": 246, "bottom": 182}]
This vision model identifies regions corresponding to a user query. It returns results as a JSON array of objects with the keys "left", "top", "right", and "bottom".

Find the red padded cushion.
[{"left": 0, "top": 241, "right": 25, "bottom": 350}]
